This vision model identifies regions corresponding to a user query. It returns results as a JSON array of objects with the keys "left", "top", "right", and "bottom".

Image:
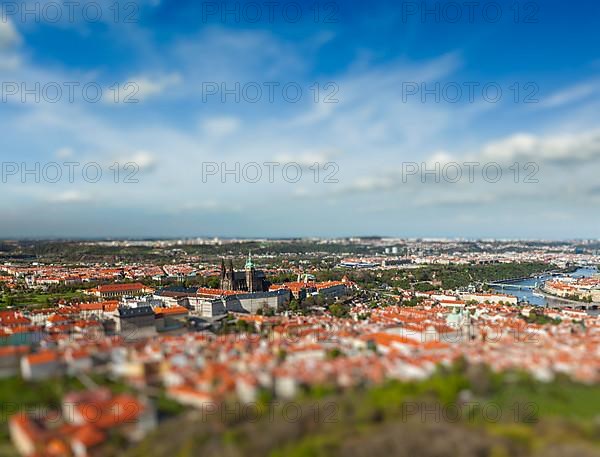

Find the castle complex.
[{"left": 219, "top": 253, "right": 268, "bottom": 292}]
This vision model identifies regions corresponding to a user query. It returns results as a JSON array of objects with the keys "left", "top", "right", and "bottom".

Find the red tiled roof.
[
  {"left": 71, "top": 424, "right": 105, "bottom": 448},
  {"left": 78, "top": 303, "right": 104, "bottom": 311},
  {"left": 96, "top": 283, "right": 150, "bottom": 293},
  {"left": 0, "top": 346, "right": 28, "bottom": 357},
  {"left": 26, "top": 350, "right": 59, "bottom": 365},
  {"left": 154, "top": 306, "right": 189, "bottom": 316},
  {"left": 197, "top": 287, "right": 240, "bottom": 297}
]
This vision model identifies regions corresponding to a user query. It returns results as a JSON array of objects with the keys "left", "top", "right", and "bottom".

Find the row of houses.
[{"left": 544, "top": 277, "right": 600, "bottom": 302}]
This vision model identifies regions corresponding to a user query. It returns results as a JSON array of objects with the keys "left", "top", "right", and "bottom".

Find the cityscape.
[
  {"left": 2, "top": 0, "right": 600, "bottom": 456},
  {"left": 0, "top": 239, "right": 599, "bottom": 456}
]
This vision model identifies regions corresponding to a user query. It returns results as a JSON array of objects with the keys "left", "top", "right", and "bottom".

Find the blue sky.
[{"left": 1, "top": 0, "right": 599, "bottom": 238}]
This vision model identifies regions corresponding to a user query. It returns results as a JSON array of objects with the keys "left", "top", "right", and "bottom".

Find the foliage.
[
  {"left": 519, "top": 309, "right": 561, "bottom": 326},
  {"left": 0, "top": 377, "right": 85, "bottom": 441},
  {"left": 122, "top": 364, "right": 600, "bottom": 457},
  {"left": 340, "top": 263, "right": 551, "bottom": 293},
  {"left": 328, "top": 303, "right": 350, "bottom": 318}
]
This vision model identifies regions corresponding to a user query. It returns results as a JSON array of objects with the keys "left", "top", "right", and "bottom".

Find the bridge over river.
[
  {"left": 486, "top": 282, "right": 538, "bottom": 291},
  {"left": 486, "top": 267, "right": 599, "bottom": 312},
  {"left": 484, "top": 269, "right": 572, "bottom": 291}
]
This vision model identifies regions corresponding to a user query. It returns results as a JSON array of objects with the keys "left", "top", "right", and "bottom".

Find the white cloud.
[
  {"left": 274, "top": 150, "right": 338, "bottom": 168},
  {"left": 47, "top": 191, "right": 91, "bottom": 203},
  {"left": 0, "top": 19, "right": 22, "bottom": 70},
  {"left": 474, "top": 130, "right": 600, "bottom": 165},
  {"left": 540, "top": 81, "right": 600, "bottom": 108},
  {"left": 121, "top": 73, "right": 182, "bottom": 101},
  {"left": 0, "top": 20, "right": 21, "bottom": 49},
  {"left": 0, "top": 54, "right": 21, "bottom": 70},
  {"left": 2, "top": 23, "right": 600, "bottom": 237},
  {"left": 167, "top": 201, "right": 242, "bottom": 214},
  {"left": 56, "top": 147, "right": 74, "bottom": 159},
  {"left": 201, "top": 116, "right": 240, "bottom": 137},
  {"left": 115, "top": 150, "right": 157, "bottom": 172},
  {"left": 327, "top": 128, "right": 600, "bottom": 211}
]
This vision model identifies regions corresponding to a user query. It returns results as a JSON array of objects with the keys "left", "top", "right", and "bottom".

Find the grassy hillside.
[{"left": 122, "top": 363, "right": 600, "bottom": 457}]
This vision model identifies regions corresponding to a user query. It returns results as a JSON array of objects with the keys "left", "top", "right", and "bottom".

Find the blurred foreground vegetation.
[
  {"left": 123, "top": 361, "right": 600, "bottom": 457},
  {"left": 1, "top": 362, "right": 600, "bottom": 456}
]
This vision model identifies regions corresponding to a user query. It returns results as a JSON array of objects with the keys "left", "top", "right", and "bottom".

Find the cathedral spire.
[
  {"left": 245, "top": 250, "right": 254, "bottom": 269},
  {"left": 245, "top": 251, "right": 256, "bottom": 292}
]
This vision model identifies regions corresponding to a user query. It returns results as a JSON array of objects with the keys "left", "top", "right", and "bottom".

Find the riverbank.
[
  {"left": 490, "top": 267, "right": 598, "bottom": 309},
  {"left": 537, "top": 285, "right": 598, "bottom": 309}
]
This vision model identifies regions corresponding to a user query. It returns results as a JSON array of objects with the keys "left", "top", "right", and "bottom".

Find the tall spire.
[{"left": 245, "top": 250, "right": 254, "bottom": 269}]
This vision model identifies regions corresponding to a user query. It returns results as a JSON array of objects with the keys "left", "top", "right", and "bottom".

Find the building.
[
  {"left": 154, "top": 306, "right": 189, "bottom": 331},
  {"left": 63, "top": 389, "right": 156, "bottom": 441},
  {"left": 458, "top": 292, "right": 518, "bottom": 305},
  {"left": 270, "top": 282, "right": 313, "bottom": 300},
  {"left": 187, "top": 297, "right": 227, "bottom": 317},
  {"left": 270, "top": 280, "right": 349, "bottom": 300},
  {"left": 0, "top": 346, "right": 28, "bottom": 378},
  {"left": 314, "top": 281, "right": 348, "bottom": 298},
  {"left": 189, "top": 290, "right": 289, "bottom": 316},
  {"left": 9, "top": 389, "right": 156, "bottom": 457},
  {"left": 20, "top": 351, "right": 63, "bottom": 380},
  {"left": 154, "top": 287, "right": 199, "bottom": 306},
  {"left": 88, "top": 282, "right": 153, "bottom": 299},
  {"left": 220, "top": 253, "right": 268, "bottom": 292},
  {"left": 224, "top": 289, "right": 289, "bottom": 314},
  {"left": 166, "top": 386, "right": 217, "bottom": 409},
  {"left": 114, "top": 306, "right": 156, "bottom": 340}
]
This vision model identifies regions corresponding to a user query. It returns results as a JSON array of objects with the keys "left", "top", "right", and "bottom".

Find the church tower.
[
  {"left": 245, "top": 251, "right": 256, "bottom": 292},
  {"left": 228, "top": 259, "right": 235, "bottom": 290},
  {"left": 220, "top": 258, "right": 236, "bottom": 290},
  {"left": 219, "top": 258, "right": 226, "bottom": 288}
]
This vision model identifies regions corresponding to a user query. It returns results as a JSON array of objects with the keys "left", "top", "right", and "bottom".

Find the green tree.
[
  {"left": 206, "top": 276, "right": 221, "bottom": 289},
  {"left": 289, "top": 299, "right": 300, "bottom": 311},
  {"left": 329, "top": 303, "right": 349, "bottom": 318}
]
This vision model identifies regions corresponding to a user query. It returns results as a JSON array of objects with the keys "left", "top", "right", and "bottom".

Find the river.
[{"left": 490, "top": 266, "right": 598, "bottom": 309}]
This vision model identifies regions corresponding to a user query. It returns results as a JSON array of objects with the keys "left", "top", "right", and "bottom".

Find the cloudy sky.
[{"left": 1, "top": 0, "right": 599, "bottom": 239}]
